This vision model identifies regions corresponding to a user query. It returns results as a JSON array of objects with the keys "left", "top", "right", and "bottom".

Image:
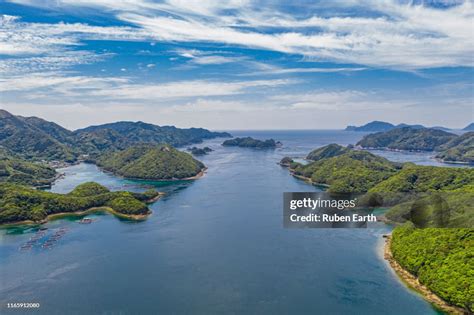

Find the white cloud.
[
  {"left": 174, "top": 48, "right": 246, "bottom": 65},
  {"left": 0, "top": 73, "right": 128, "bottom": 92},
  {"left": 241, "top": 64, "right": 367, "bottom": 76},
  {"left": 3, "top": 1, "right": 474, "bottom": 69},
  {"left": 170, "top": 99, "right": 257, "bottom": 112},
  {"left": 0, "top": 70, "right": 294, "bottom": 102},
  {"left": 88, "top": 78, "right": 294, "bottom": 100},
  {"left": 0, "top": 15, "right": 149, "bottom": 56}
]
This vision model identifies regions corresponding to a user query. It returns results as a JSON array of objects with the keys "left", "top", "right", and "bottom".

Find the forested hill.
[
  {"left": 0, "top": 109, "right": 75, "bottom": 161},
  {"left": 345, "top": 121, "right": 396, "bottom": 132},
  {"left": 356, "top": 127, "right": 474, "bottom": 163},
  {"left": 75, "top": 121, "right": 230, "bottom": 156},
  {"left": 0, "top": 109, "right": 231, "bottom": 161},
  {"left": 0, "top": 148, "right": 57, "bottom": 187},
  {"left": 97, "top": 144, "right": 205, "bottom": 180},
  {"left": 435, "top": 132, "right": 474, "bottom": 164},
  {"left": 356, "top": 127, "right": 457, "bottom": 151}
]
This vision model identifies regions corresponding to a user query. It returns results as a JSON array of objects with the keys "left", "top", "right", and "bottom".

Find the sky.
[{"left": 0, "top": 0, "right": 473, "bottom": 130}]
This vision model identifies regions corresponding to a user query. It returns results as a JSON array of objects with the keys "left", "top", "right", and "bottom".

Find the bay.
[{"left": 0, "top": 130, "right": 452, "bottom": 314}]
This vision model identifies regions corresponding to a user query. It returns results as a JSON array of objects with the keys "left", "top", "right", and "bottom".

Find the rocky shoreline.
[{"left": 383, "top": 235, "right": 466, "bottom": 315}]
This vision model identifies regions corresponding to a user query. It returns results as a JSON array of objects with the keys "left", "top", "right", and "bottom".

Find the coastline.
[
  {"left": 0, "top": 194, "right": 164, "bottom": 227},
  {"left": 383, "top": 235, "right": 465, "bottom": 315},
  {"left": 98, "top": 166, "right": 207, "bottom": 182},
  {"left": 362, "top": 147, "right": 472, "bottom": 165},
  {"left": 288, "top": 170, "right": 330, "bottom": 188}
]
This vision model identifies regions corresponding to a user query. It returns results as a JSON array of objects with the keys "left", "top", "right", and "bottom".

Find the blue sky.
[{"left": 0, "top": 0, "right": 473, "bottom": 130}]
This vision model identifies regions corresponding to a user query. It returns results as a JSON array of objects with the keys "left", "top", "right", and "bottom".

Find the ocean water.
[{"left": 0, "top": 130, "right": 453, "bottom": 315}]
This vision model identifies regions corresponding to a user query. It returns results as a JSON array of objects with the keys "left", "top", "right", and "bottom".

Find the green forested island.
[
  {"left": 97, "top": 145, "right": 205, "bottom": 180},
  {"left": 188, "top": 146, "right": 213, "bottom": 155},
  {"left": 0, "top": 182, "right": 160, "bottom": 224},
  {"left": 0, "top": 109, "right": 230, "bottom": 162},
  {"left": 222, "top": 137, "right": 281, "bottom": 148}
]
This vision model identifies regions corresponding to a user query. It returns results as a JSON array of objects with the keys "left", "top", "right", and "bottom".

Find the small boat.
[
  {"left": 78, "top": 218, "right": 93, "bottom": 224},
  {"left": 19, "top": 244, "right": 33, "bottom": 251}
]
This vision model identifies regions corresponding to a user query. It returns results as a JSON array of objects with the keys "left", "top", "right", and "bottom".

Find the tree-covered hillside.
[
  {"left": 435, "top": 132, "right": 474, "bottom": 164},
  {"left": 0, "top": 109, "right": 231, "bottom": 161},
  {"left": 0, "top": 110, "right": 76, "bottom": 161},
  {"left": 75, "top": 121, "right": 230, "bottom": 156},
  {"left": 97, "top": 145, "right": 205, "bottom": 180},
  {"left": 0, "top": 148, "right": 57, "bottom": 187},
  {"left": 306, "top": 143, "right": 350, "bottom": 161},
  {"left": 356, "top": 127, "right": 457, "bottom": 151},
  {"left": 370, "top": 164, "right": 474, "bottom": 193},
  {"left": 0, "top": 182, "right": 160, "bottom": 224},
  {"left": 391, "top": 225, "right": 473, "bottom": 312},
  {"left": 291, "top": 150, "right": 401, "bottom": 193}
]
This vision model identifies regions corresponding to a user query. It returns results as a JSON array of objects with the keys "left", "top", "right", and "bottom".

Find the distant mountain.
[
  {"left": 430, "top": 126, "right": 451, "bottom": 131},
  {"left": 395, "top": 123, "right": 425, "bottom": 129},
  {"left": 356, "top": 127, "right": 457, "bottom": 151},
  {"left": 97, "top": 144, "right": 205, "bottom": 180},
  {"left": 0, "top": 110, "right": 231, "bottom": 161},
  {"left": 345, "top": 121, "right": 395, "bottom": 132},
  {"left": 435, "top": 132, "right": 474, "bottom": 164},
  {"left": 345, "top": 121, "right": 452, "bottom": 132},
  {"left": 463, "top": 123, "right": 474, "bottom": 131}
]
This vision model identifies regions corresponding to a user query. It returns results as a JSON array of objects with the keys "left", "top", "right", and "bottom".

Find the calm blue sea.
[{"left": 1, "top": 130, "right": 453, "bottom": 315}]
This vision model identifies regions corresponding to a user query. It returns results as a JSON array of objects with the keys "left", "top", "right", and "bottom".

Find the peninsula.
[
  {"left": 284, "top": 145, "right": 401, "bottom": 193},
  {"left": 0, "top": 182, "right": 161, "bottom": 224}
]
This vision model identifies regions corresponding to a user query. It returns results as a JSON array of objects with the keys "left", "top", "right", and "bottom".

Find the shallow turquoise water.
[{"left": 0, "top": 130, "right": 450, "bottom": 314}]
